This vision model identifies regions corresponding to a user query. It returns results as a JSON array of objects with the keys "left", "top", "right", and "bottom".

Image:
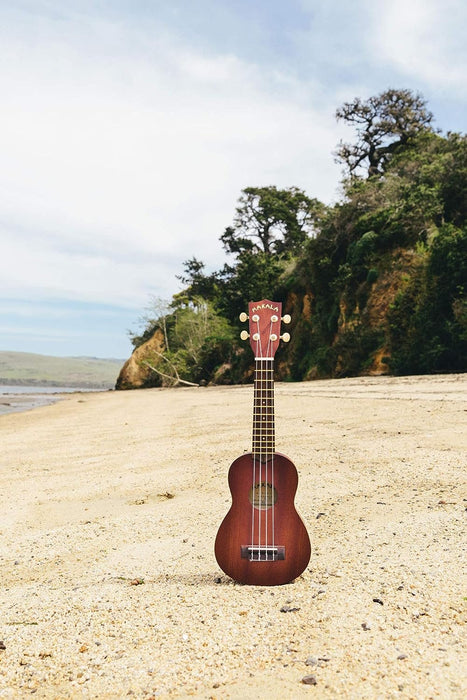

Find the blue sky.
[{"left": 1, "top": 0, "right": 466, "bottom": 359}]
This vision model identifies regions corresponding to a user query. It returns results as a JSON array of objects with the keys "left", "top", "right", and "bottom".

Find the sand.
[{"left": 0, "top": 374, "right": 466, "bottom": 698}]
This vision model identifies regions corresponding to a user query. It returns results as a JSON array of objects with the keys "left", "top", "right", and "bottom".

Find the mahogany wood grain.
[{"left": 214, "top": 452, "right": 311, "bottom": 586}]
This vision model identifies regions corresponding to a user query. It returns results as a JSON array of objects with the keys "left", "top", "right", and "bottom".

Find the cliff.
[{"left": 115, "top": 328, "right": 165, "bottom": 390}]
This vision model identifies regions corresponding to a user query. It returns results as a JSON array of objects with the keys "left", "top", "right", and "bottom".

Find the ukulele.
[{"left": 215, "top": 299, "right": 311, "bottom": 586}]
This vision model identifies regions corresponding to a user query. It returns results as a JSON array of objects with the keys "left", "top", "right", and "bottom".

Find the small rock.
[
  {"left": 361, "top": 621, "right": 372, "bottom": 631},
  {"left": 0, "top": 641, "right": 5, "bottom": 651},
  {"left": 302, "top": 674, "right": 317, "bottom": 685},
  {"left": 280, "top": 605, "right": 300, "bottom": 613},
  {"left": 305, "top": 656, "right": 318, "bottom": 666},
  {"left": 373, "top": 598, "right": 384, "bottom": 605},
  {"left": 397, "top": 653, "right": 408, "bottom": 660}
]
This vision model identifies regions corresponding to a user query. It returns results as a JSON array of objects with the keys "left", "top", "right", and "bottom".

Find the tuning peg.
[
  {"left": 240, "top": 330, "right": 249, "bottom": 341},
  {"left": 239, "top": 312, "right": 248, "bottom": 322},
  {"left": 280, "top": 332, "right": 290, "bottom": 343},
  {"left": 282, "top": 314, "right": 291, "bottom": 324}
]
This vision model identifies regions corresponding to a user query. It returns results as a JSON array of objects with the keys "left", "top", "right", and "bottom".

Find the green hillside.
[
  {"left": 119, "top": 88, "right": 466, "bottom": 389},
  {"left": 0, "top": 351, "right": 124, "bottom": 389}
]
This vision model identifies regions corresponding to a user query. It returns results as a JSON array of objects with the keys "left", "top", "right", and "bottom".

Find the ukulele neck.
[{"left": 252, "top": 358, "right": 275, "bottom": 460}]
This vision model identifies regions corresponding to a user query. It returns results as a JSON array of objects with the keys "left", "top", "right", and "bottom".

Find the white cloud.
[{"left": 369, "top": 0, "right": 467, "bottom": 94}]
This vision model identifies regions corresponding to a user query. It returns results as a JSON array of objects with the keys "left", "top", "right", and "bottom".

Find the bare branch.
[{"left": 141, "top": 354, "right": 199, "bottom": 387}]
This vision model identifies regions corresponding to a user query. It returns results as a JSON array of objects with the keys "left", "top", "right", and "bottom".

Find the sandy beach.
[{"left": 0, "top": 374, "right": 466, "bottom": 698}]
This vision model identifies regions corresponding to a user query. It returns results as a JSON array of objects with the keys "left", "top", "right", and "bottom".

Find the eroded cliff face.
[
  {"left": 115, "top": 328, "right": 165, "bottom": 390},
  {"left": 281, "top": 248, "right": 421, "bottom": 380}
]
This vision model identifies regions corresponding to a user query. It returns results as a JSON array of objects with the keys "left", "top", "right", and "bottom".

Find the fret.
[{"left": 252, "top": 357, "right": 275, "bottom": 455}]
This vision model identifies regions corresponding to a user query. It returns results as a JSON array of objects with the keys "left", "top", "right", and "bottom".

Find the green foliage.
[
  {"left": 136, "top": 298, "right": 236, "bottom": 386},
  {"left": 387, "top": 224, "right": 467, "bottom": 373},
  {"left": 220, "top": 186, "right": 325, "bottom": 256},
  {"left": 330, "top": 326, "right": 385, "bottom": 377},
  {"left": 216, "top": 251, "right": 287, "bottom": 322},
  {"left": 170, "top": 299, "right": 236, "bottom": 382}
]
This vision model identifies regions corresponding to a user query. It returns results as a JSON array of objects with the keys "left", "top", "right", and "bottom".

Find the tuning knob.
[
  {"left": 280, "top": 332, "right": 290, "bottom": 343},
  {"left": 239, "top": 312, "right": 248, "bottom": 322},
  {"left": 240, "top": 330, "right": 249, "bottom": 341},
  {"left": 282, "top": 314, "right": 291, "bottom": 324}
]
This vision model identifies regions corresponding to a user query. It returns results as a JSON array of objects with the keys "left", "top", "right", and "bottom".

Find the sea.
[{"left": 0, "top": 385, "right": 101, "bottom": 416}]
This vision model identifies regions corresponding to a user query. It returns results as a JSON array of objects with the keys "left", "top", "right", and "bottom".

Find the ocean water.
[
  {"left": 0, "top": 385, "right": 98, "bottom": 416},
  {"left": 0, "top": 385, "right": 87, "bottom": 394}
]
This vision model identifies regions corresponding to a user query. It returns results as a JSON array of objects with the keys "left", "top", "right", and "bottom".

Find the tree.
[
  {"left": 140, "top": 297, "right": 235, "bottom": 386},
  {"left": 216, "top": 250, "right": 286, "bottom": 321},
  {"left": 220, "top": 186, "right": 324, "bottom": 256},
  {"left": 176, "top": 257, "right": 219, "bottom": 302},
  {"left": 128, "top": 296, "right": 171, "bottom": 349},
  {"left": 335, "top": 88, "right": 434, "bottom": 177}
]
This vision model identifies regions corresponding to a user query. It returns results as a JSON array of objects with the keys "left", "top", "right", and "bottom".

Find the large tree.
[
  {"left": 220, "top": 186, "right": 324, "bottom": 255},
  {"left": 335, "top": 88, "right": 434, "bottom": 177}
]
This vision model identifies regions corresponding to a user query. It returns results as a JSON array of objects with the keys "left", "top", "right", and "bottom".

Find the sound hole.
[{"left": 249, "top": 482, "right": 277, "bottom": 510}]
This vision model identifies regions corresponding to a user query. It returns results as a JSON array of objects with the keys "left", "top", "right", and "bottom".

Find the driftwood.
[{"left": 141, "top": 354, "right": 199, "bottom": 387}]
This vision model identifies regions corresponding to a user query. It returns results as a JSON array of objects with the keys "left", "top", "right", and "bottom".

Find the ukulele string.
[
  {"left": 255, "top": 317, "right": 262, "bottom": 560},
  {"left": 265, "top": 319, "right": 274, "bottom": 559},
  {"left": 252, "top": 316, "right": 262, "bottom": 560},
  {"left": 260, "top": 317, "right": 266, "bottom": 560},
  {"left": 251, "top": 351, "right": 257, "bottom": 561},
  {"left": 269, "top": 347, "right": 275, "bottom": 558},
  {"left": 252, "top": 315, "right": 276, "bottom": 561}
]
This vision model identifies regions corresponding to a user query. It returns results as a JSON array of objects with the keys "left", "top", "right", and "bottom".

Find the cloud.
[
  {"left": 369, "top": 0, "right": 467, "bottom": 95},
  {"left": 0, "top": 4, "right": 342, "bottom": 315}
]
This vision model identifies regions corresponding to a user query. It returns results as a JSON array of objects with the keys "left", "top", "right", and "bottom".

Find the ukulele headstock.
[{"left": 239, "top": 299, "right": 291, "bottom": 359}]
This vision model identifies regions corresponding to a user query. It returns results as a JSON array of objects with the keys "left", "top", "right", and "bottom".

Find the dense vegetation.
[{"left": 125, "top": 89, "right": 466, "bottom": 387}]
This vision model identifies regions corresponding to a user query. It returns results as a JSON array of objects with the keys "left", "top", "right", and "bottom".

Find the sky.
[{"left": 0, "top": 0, "right": 466, "bottom": 359}]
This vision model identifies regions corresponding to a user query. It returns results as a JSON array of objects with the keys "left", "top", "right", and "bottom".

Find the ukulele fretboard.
[{"left": 252, "top": 358, "right": 275, "bottom": 459}]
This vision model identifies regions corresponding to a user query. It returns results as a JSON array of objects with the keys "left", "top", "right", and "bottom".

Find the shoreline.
[
  {"left": 0, "top": 374, "right": 466, "bottom": 697},
  {"left": 0, "top": 386, "right": 108, "bottom": 416}
]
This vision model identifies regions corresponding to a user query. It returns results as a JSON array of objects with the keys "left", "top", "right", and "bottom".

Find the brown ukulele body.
[{"left": 215, "top": 451, "right": 311, "bottom": 586}]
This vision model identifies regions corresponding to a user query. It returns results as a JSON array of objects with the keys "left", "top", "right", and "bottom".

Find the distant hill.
[{"left": 0, "top": 351, "right": 124, "bottom": 389}]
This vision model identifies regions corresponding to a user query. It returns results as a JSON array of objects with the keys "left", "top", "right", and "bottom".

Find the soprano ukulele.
[{"left": 214, "top": 300, "right": 311, "bottom": 586}]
